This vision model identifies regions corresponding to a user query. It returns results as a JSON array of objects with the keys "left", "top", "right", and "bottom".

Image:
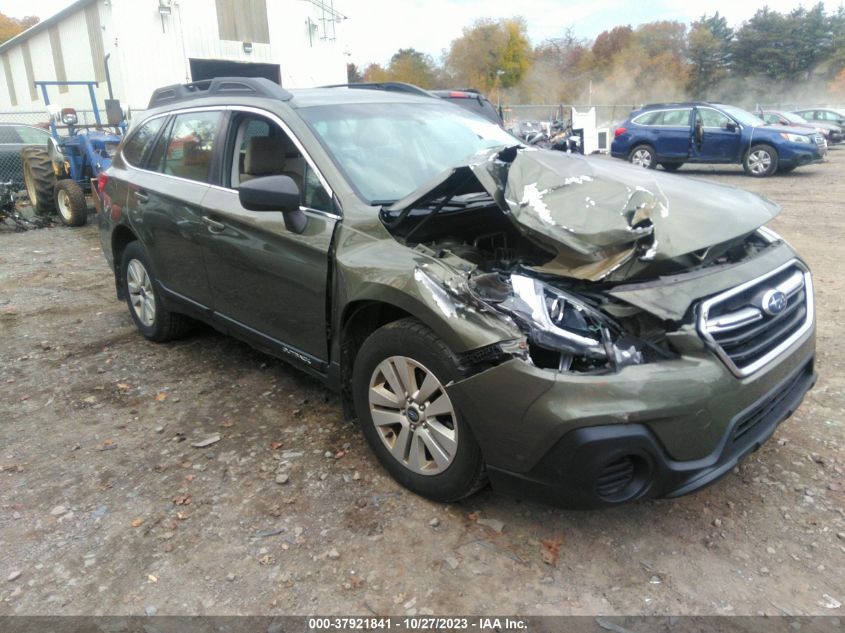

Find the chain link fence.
[
  {"left": 755, "top": 103, "right": 845, "bottom": 111},
  {"left": 503, "top": 104, "right": 639, "bottom": 129},
  {"left": 0, "top": 110, "right": 126, "bottom": 190}
]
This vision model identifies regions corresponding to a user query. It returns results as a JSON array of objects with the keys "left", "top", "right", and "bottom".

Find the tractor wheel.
[
  {"left": 54, "top": 180, "right": 88, "bottom": 227},
  {"left": 21, "top": 147, "right": 57, "bottom": 216}
]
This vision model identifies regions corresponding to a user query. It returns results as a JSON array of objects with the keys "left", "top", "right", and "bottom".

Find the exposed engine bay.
[{"left": 380, "top": 150, "right": 781, "bottom": 376}]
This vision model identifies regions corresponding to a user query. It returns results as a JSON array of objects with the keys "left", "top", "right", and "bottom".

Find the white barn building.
[{"left": 0, "top": 0, "right": 347, "bottom": 114}]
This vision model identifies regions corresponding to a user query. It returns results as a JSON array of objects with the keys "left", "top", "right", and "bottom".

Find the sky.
[{"left": 1, "top": 0, "right": 834, "bottom": 65}]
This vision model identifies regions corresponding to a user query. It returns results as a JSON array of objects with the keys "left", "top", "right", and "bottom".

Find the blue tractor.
[{"left": 21, "top": 80, "right": 124, "bottom": 226}]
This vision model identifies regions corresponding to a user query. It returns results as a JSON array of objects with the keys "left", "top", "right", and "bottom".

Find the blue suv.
[{"left": 611, "top": 102, "right": 826, "bottom": 177}]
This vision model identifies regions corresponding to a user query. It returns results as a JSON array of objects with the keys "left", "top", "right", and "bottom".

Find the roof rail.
[
  {"left": 321, "top": 82, "right": 434, "bottom": 97},
  {"left": 148, "top": 77, "right": 293, "bottom": 109}
]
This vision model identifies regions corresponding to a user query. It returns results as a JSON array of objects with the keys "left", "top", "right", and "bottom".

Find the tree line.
[
  {"left": 0, "top": 11, "right": 38, "bottom": 45},
  {"left": 348, "top": 4, "right": 845, "bottom": 106}
]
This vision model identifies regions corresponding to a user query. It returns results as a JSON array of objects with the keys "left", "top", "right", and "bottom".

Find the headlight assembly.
[
  {"left": 470, "top": 273, "right": 646, "bottom": 372},
  {"left": 779, "top": 132, "right": 812, "bottom": 144}
]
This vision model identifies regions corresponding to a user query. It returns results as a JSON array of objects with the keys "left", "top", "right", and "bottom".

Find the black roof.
[
  {"left": 320, "top": 82, "right": 435, "bottom": 97},
  {"left": 148, "top": 77, "right": 293, "bottom": 109}
]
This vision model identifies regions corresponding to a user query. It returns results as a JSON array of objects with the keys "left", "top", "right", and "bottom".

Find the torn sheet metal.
[
  {"left": 393, "top": 146, "right": 782, "bottom": 282},
  {"left": 474, "top": 148, "right": 781, "bottom": 281}
]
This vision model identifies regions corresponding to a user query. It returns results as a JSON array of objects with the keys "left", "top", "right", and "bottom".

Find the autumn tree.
[
  {"left": 444, "top": 17, "right": 531, "bottom": 93},
  {"left": 687, "top": 13, "right": 733, "bottom": 97},
  {"left": 385, "top": 48, "right": 437, "bottom": 88},
  {"left": 346, "top": 62, "right": 363, "bottom": 83},
  {"left": 0, "top": 11, "right": 38, "bottom": 45},
  {"left": 590, "top": 26, "right": 632, "bottom": 77},
  {"left": 362, "top": 63, "right": 389, "bottom": 83},
  {"left": 519, "top": 31, "right": 591, "bottom": 102}
]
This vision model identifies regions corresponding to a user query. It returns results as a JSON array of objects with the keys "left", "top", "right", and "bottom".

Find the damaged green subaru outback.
[{"left": 96, "top": 78, "right": 816, "bottom": 508}]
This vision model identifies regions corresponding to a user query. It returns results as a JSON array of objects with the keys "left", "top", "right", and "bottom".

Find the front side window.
[
  {"left": 300, "top": 102, "right": 516, "bottom": 204},
  {"left": 719, "top": 105, "right": 764, "bottom": 127},
  {"left": 122, "top": 117, "right": 166, "bottom": 166},
  {"left": 153, "top": 111, "right": 221, "bottom": 183},
  {"left": 698, "top": 108, "right": 732, "bottom": 128},
  {"left": 228, "top": 113, "right": 332, "bottom": 212}
]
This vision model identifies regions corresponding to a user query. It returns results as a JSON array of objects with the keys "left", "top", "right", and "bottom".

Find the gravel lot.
[{"left": 1, "top": 150, "right": 843, "bottom": 616}]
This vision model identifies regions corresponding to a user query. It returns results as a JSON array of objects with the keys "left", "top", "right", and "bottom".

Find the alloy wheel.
[
  {"left": 368, "top": 355, "right": 458, "bottom": 475},
  {"left": 126, "top": 259, "right": 156, "bottom": 327},
  {"left": 747, "top": 150, "right": 772, "bottom": 175},
  {"left": 631, "top": 148, "right": 652, "bottom": 167}
]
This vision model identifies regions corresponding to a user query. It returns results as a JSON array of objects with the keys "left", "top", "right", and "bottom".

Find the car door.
[
  {"left": 692, "top": 107, "right": 742, "bottom": 162},
  {"left": 649, "top": 108, "right": 692, "bottom": 159},
  {"left": 127, "top": 109, "right": 223, "bottom": 312},
  {"left": 199, "top": 109, "right": 338, "bottom": 367},
  {"left": 0, "top": 125, "right": 51, "bottom": 186}
]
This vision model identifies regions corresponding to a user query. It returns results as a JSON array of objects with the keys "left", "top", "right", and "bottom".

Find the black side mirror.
[
  {"left": 238, "top": 175, "right": 306, "bottom": 233},
  {"left": 725, "top": 121, "right": 738, "bottom": 132}
]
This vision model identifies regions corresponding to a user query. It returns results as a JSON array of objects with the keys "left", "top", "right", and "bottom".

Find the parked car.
[
  {"left": 611, "top": 102, "right": 826, "bottom": 176},
  {"left": 0, "top": 123, "right": 52, "bottom": 187},
  {"left": 759, "top": 109, "right": 842, "bottom": 145},
  {"left": 323, "top": 82, "right": 503, "bottom": 126},
  {"left": 792, "top": 107, "right": 845, "bottom": 129},
  {"left": 429, "top": 89, "right": 503, "bottom": 125},
  {"left": 97, "top": 78, "right": 816, "bottom": 508}
]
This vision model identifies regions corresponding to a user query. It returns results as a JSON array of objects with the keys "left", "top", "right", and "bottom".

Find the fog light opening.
[{"left": 595, "top": 454, "right": 652, "bottom": 503}]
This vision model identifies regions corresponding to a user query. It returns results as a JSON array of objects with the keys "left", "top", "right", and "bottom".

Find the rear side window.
[
  {"left": 0, "top": 127, "right": 22, "bottom": 143},
  {"left": 17, "top": 126, "right": 50, "bottom": 144},
  {"left": 659, "top": 109, "right": 691, "bottom": 126},
  {"left": 632, "top": 111, "right": 660, "bottom": 125},
  {"left": 152, "top": 111, "right": 222, "bottom": 183},
  {"left": 122, "top": 117, "right": 166, "bottom": 166},
  {"left": 634, "top": 109, "right": 690, "bottom": 126}
]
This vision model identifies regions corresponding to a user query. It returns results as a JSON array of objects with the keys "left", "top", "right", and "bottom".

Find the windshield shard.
[{"left": 299, "top": 102, "right": 516, "bottom": 204}]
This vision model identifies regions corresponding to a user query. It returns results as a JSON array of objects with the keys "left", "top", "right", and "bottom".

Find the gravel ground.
[{"left": 1, "top": 150, "right": 843, "bottom": 616}]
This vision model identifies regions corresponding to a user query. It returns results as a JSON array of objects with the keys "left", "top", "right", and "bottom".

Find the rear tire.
[
  {"left": 21, "top": 147, "right": 57, "bottom": 215},
  {"left": 660, "top": 162, "right": 683, "bottom": 172},
  {"left": 629, "top": 145, "right": 657, "bottom": 169},
  {"left": 352, "top": 318, "right": 486, "bottom": 502},
  {"left": 54, "top": 180, "right": 88, "bottom": 226},
  {"left": 743, "top": 144, "right": 778, "bottom": 177},
  {"left": 120, "top": 241, "right": 191, "bottom": 342}
]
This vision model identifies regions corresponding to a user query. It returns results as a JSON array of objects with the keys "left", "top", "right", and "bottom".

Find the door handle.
[
  {"left": 202, "top": 215, "right": 225, "bottom": 233},
  {"left": 133, "top": 190, "right": 149, "bottom": 203}
]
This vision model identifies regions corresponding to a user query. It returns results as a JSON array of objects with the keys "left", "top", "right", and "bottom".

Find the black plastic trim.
[{"left": 487, "top": 355, "right": 816, "bottom": 509}]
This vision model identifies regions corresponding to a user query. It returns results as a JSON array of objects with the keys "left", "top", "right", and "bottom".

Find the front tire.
[
  {"left": 743, "top": 144, "right": 778, "bottom": 177},
  {"left": 120, "top": 241, "right": 191, "bottom": 342},
  {"left": 352, "top": 318, "right": 486, "bottom": 502},
  {"left": 629, "top": 145, "right": 657, "bottom": 169},
  {"left": 21, "top": 147, "right": 57, "bottom": 215},
  {"left": 54, "top": 180, "right": 88, "bottom": 226}
]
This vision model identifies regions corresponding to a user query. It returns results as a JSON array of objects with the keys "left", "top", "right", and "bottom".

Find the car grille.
[
  {"left": 814, "top": 133, "right": 827, "bottom": 150},
  {"left": 698, "top": 261, "right": 813, "bottom": 377}
]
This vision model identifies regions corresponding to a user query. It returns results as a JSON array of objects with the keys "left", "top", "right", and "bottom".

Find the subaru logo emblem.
[{"left": 760, "top": 289, "right": 787, "bottom": 316}]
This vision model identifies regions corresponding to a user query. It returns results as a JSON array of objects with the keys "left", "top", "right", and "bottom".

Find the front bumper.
[
  {"left": 779, "top": 145, "right": 825, "bottom": 167},
  {"left": 447, "top": 322, "right": 816, "bottom": 509}
]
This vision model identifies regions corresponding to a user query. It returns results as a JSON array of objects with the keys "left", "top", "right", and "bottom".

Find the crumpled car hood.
[{"left": 465, "top": 147, "right": 781, "bottom": 281}]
